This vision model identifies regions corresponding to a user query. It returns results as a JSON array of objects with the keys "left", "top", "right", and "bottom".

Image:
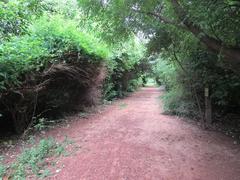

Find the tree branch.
[
  {"left": 170, "top": 0, "right": 240, "bottom": 64},
  {"left": 132, "top": 1, "right": 240, "bottom": 65},
  {"left": 132, "top": 9, "right": 185, "bottom": 29}
]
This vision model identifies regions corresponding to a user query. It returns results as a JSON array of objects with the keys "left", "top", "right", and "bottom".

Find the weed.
[
  {"left": 0, "top": 156, "right": 6, "bottom": 178},
  {"left": 63, "top": 136, "right": 74, "bottom": 146},
  {"left": 39, "top": 169, "right": 51, "bottom": 179},
  {"left": 4, "top": 138, "right": 66, "bottom": 179},
  {"left": 34, "top": 118, "right": 48, "bottom": 131},
  {"left": 78, "top": 112, "right": 89, "bottom": 119},
  {"left": 55, "top": 145, "right": 65, "bottom": 156},
  {"left": 27, "top": 136, "right": 36, "bottom": 145},
  {"left": 119, "top": 103, "right": 128, "bottom": 109}
]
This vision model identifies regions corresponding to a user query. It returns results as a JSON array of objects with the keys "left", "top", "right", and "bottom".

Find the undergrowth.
[
  {"left": 0, "top": 137, "right": 69, "bottom": 179},
  {"left": 0, "top": 156, "right": 6, "bottom": 179},
  {"left": 0, "top": 14, "right": 110, "bottom": 91},
  {"left": 0, "top": 0, "right": 150, "bottom": 135},
  {"left": 162, "top": 86, "right": 198, "bottom": 118}
]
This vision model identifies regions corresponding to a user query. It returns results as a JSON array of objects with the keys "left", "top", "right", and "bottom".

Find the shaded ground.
[{"left": 42, "top": 87, "right": 240, "bottom": 180}]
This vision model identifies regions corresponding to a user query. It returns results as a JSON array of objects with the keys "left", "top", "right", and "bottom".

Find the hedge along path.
[
  {"left": 40, "top": 87, "right": 240, "bottom": 180},
  {"left": 0, "top": 15, "right": 110, "bottom": 134}
]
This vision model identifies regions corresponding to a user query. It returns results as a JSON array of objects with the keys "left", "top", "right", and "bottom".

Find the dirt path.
[{"left": 48, "top": 87, "right": 240, "bottom": 180}]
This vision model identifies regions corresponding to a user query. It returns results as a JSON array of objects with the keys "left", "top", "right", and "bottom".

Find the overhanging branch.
[
  {"left": 132, "top": 9, "right": 185, "bottom": 29},
  {"left": 169, "top": 0, "right": 240, "bottom": 63},
  {"left": 132, "top": 1, "right": 240, "bottom": 64}
]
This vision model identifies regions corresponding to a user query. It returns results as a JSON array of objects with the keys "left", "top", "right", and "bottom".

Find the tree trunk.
[{"left": 204, "top": 87, "right": 212, "bottom": 127}]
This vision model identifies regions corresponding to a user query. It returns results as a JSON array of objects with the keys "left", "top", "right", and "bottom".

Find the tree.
[
  {"left": 78, "top": 0, "right": 240, "bottom": 67},
  {"left": 0, "top": 0, "right": 46, "bottom": 42}
]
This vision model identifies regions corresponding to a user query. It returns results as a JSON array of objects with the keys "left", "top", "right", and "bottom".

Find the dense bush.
[
  {"left": 152, "top": 58, "right": 198, "bottom": 117},
  {"left": 0, "top": 15, "right": 110, "bottom": 91},
  {"left": 153, "top": 46, "right": 240, "bottom": 124},
  {"left": 103, "top": 38, "right": 147, "bottom": 99},
  {"left": 0, "top": 14, "right": 112, "bottom": 133},
  {"left": 0, "top": 0, "right": 147, "bottom": 134},
  {"left": 0, "top": 0, "right": 47, "bottom": 42},
  {"left": 184, "top": 48, "right": 240, "bottom": 118},
  {"left": 152, "top": 59, "right": 176, "bottom": 89}
]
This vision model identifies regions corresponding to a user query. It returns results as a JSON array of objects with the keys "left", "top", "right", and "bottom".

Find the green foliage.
[
  {"left": 127, "top": 78, "right": 143, "bottom": 92},
  {"left": 30, "top": 15, "right": 110, "bottom": 59},
  {"left": 152, "top": 58, "right": 198, "bottom": 117},
  {"left": 183, "top": 48, "right": 240, "bottom": 112},
  {"left": 43, "top": 0, "right": 80, "bottom": 18},
  {"left": 145, "top": 78, "right": 156, "bottom": 87},
  {"left": 0, "top": 137, "right": 75, "bottom": 179},
  {"left": 79, "top": 0, "right": 240, "bottom": 50},
  {"left": 34, "top": 118, "right": 48, "bottom": 131},
  {"left": 182, "top": 0, "right": 240, "bottom": 46},
  {"left": 0, "top": 14, "right": 110, "bottom": 91},
  {"left": 103, "top": 37, "right": 147, "bottom": 99},
  {"left": 105, "top": 43, "right": 147, "bottom": 99},
  {"left": 7, "top": 138, "right": 65, "bottom": 179},
  {"left": 0, "top": 156, "right": 6, "bottom": 178},
  {"left": 112, "top": 37, "right": 146, "bottom": 69},
  {"left": 102, "top": 80, "right": 117, "bottom": 100},
  {"left": 0, "top": 0, "right": 148, "bottom": 135},
  {"left": 2, "top": 0, "right": 239, "bottom": 135},
  {"left": 0, "top": 35, "right": 49, "bottom": 89},
  {"left": 0, "top": 0, "right": 46, "bottom": 41},
  {"left": 79, "top": 0, "right": 240, "bottom": 122},
  {"left": 154, "top": 44, "right": 240, "bottom": 119},
  {"left": 162, "top": 86, "right": 198, "bottom": 117},
  {"left": 152, "top": 58, "right": 176, "bottom": 89}
]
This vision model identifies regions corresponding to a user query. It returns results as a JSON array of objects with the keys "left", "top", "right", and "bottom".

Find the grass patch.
[{"left": 1, "top": 137, "right": 69, "bottom": 179}]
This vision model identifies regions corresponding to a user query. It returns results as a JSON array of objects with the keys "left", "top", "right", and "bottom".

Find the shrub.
[
  {"left": 30, "top": 15, "right": 110, "bottom": 60},
  {"left": 152, "top": 58, "right": 176, "bottom": 90},
  {"left": 0, "top": 156, "right": 6, "bottom": 178},
  {"left": 0, "top": 35, "right": 49, "bottom": 90},
  {"left": 0, "top": 15, "right": 109, "bottom": 133},
  {"left": 0, "top": 2, "right": 148, "bottom": 135},
  {"left": 154, "top": 48, "right": 240, "bottom": 122},
  {"left": 0, "top": 14, "right": 110, "bottom": 91},
  {"left": 103, "top": 37, "right": 147, "bottom": 99},
  {"left": 0, "top": 0, "right": 46, "bottom": 41},
  {"left": 162, "top": 86, "right": 198, "bottom": 118}
]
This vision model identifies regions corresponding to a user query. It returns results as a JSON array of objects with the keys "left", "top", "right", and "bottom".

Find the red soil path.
[{"left": 48, "top": 87, "right": 240, "bottom": 180}]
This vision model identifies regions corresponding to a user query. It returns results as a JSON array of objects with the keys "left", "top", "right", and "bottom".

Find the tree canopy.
[{"left": 79, "top": 0, "right": 240, "bottom": 67}]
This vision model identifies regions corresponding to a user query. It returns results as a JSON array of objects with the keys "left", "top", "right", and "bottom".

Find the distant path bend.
[{"left": 50, "top": 87, "right": 240, "bottom": 180}]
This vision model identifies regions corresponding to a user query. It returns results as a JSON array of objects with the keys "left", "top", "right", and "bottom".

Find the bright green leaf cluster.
[{"left": 0, "top": 14, "right": 111, "bottom": 91}]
